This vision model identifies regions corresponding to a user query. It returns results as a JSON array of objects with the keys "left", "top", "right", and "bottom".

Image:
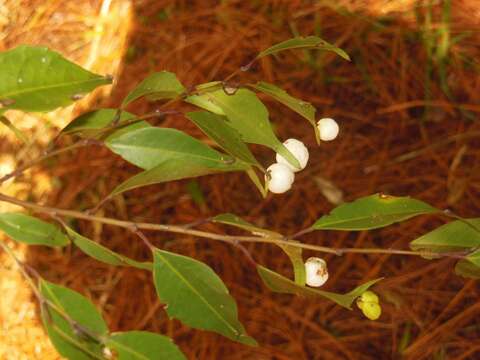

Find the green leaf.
[
  {"left": 184, "top": 82, "right": 226, "bottom": 115},
  {"left": 313, "top": 194, "right": 439, "bottom": 230},
  {"left": 122, "top": 71, "right": 185, "bottom": 107},
  {"left": 186, "top": 180, "right": 206, "bottom": 206},
  {"left": 251, "top": 81, "right": 320, "bottom": 144},
  {"left": 40, "top": 280, "right": 108, "bottom": 360},
  {"left": 108, "top": 157, "right": 245, "bottom": 198},
  {"left": 257, "top": 265, "right": 381, "bottom": 309},
  {"left": 106, "top": 127, "right": 245, "bottom": 171},
  {"left": 0, "top": 45, "right": 111, "bottom": 112},
  {"left": 211, "top": 214, "right": 305, "bottom": 285},
  {"left": 0, "top": 213, "right": 69, "bottom": 247},
  {"left": 205, "top": 88, "right": 300, "bottom": 169},
  {"left": 455, "top": 251, "right": 480, "bottom": 279},
  {"left": 195, "top": 81, "right": 224, "bottom": 92},
  {"left": 185, "top": 94, "right": 226, "bottom": 115},
  {"left": 185, "top": 111, "right": 266, "bottom": 197},
  {"left": 257, "top": 36, "right": 350, "bottom": 61},
  {"left": 185, "top": 111, "right": 260, "bottom": 167},
  {"left": 152, "top": 249, "right": 257, "bottom": 346},
  {"left": 65, "top": 227, "right": 152, "bottom": 271},
  {"left": 108, "top": 331, "right": 186, "bottom": 360},
  {"left": 410, "top": 219, "right": 480, "bottom": 253},
  {"left": 61, "top": 109, "right": 149, "bottom": 140}
]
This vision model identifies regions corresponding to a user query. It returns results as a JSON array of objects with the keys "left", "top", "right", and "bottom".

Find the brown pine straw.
[{"left": 1, "top": 0, "right": 480, "bottom": 359}]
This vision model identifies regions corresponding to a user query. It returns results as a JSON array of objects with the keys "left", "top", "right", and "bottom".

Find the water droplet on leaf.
[
  {"left": 222, "top": 85, "right": 238, "bottom": 95},
  {"left": 71, "top": 94, "right": 85, "bottom": 101},
  {"left": 240, "top": 61, "right": 253, "bottom": 72},
  {"left": 221, "top": 156, "right": 235, "bottom": 165}
]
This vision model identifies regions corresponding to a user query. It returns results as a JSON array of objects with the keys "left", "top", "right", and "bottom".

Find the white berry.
[
  {"left": 317, "top": 118, "right": 339, "bottom": 141},
  {"left": 276, "top": 138, "right": 309, "bottom": 172},
  {"left": 265, "top": 163, "right": 295, "bottom": 194},
  {"left": 305, "top": 257, "right": 329, "bottom": 287}
]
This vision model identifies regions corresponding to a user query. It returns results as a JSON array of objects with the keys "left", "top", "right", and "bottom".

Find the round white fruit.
[
  {"left": 265, "top": 163, "right": 295, "bottom": 194},
  {"left": 276, "top": 138, "right": 309, "bottom": 172},
  {"left": 317, "top": 118, "right": 339, "bottom": 141},
  {"left": 305, "top": 257, "right": 329, "bottom": 287}
]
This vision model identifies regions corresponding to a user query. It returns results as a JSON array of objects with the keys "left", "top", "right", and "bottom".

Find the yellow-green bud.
[
  {"left": 359, "top": 302, "right": 382, "bottom": 320},
  {"left": 360, "top": 290, "right": 379, "bottom": 304},
  {"left": 357, "top": 290, "right": 381, "bottom": 320}
]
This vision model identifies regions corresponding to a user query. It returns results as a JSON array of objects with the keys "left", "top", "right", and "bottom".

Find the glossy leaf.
[
  {"left": 313, "top": 194, "right": 439, "bottom": 230},
  {"left": 257, "top": 265, "right": 381, "bottom": 309},
  {"left": 0, "top": 213, "right": 69, "bottom": 247},
  {"left": 205, "top": 88, "right": 300, "bottom": 169},
  {"left": 65, "top": 227, "right": 152, "bottom": 271},
  {"left": 122, "top": 71, "right": 185, "bottom": 107},
  {"left": 212, "top": 214, "right": 305, "bottom": 285},
  {"left": 251, "top": 81, "right": 320, "bottom": 144},
  {"left": 108, "top": 331, "right": 186, "bottom": 360},
  {"left": 61, "top": 109, "right": 149, "bottom": 140},
  {"left": 455, "top": 251, "right": 480, "bottom": 279},
  {"left": 186, "top": 111, "right": 260, "bottom": 167},
  {"left": 410, "top": 219, "right": 480, "bottom": 253},
  {"left": 40, "top": 280, "right": 108, "bottom": 360},
  {"left": 257, "top": 36, "right": 350, "bottom": 61},
  {"left": 108, "top": 157, "right": 246, "bottom": 197},
  {"left": 152, "top": 249, "right": 257, "bottom": 346},
  {"left": 106, "top": 127, "right": 244, "bottom": 171},
  {"left": 0, "top": 45, "right": 111, "bottom": 112}
]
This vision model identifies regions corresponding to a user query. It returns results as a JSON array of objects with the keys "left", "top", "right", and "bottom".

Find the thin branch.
[
  {"left": 0, "top": 192, "right": 468, "bottom": 259},
  {"left": 131, "top": 225, "right": 154, "bottom": 251},
  {"left": 0, "top": 140, "right": 93, "bottom": 185},
  {"left": 0, "top": 240, "right": 43, "bottom": 301}
]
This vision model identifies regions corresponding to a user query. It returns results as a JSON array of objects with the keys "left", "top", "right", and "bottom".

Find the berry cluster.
[
  {"left": 264, "top": 119, "right": 340, "bottom": 289},
  {"left": 265, "top": 118, "right": 339, "bottom": 194}
]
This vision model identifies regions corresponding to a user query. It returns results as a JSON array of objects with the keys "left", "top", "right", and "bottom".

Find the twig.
[
  {"left": 0, "top": 140, "right": 93, "bottom": 185},
  {"left": 0, "top": 192, "right": 469, "bottom": 260}
]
